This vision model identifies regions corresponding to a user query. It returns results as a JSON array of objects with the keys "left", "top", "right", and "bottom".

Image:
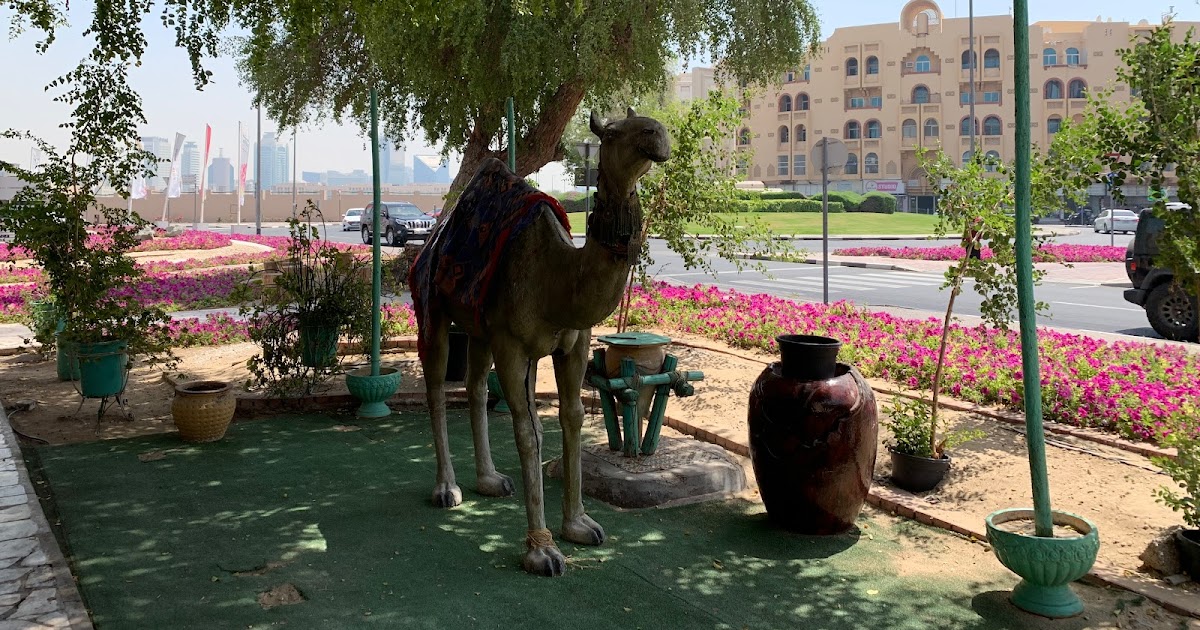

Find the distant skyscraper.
[
  {"left": 254, "top": 132, "right": 291, "bottom": 190},
  {"left": 301, "top": 171, "right": 324, "bottom": 185},
  {"left": 390, "top": 144, "right": 411, "bottom": 185},
  {"left": 181, "top": 141, "right": 200, "bottom": 193},
  {"left": 413, "top": 155, "right": 449, "bottom": 184},
  {"left": 377, "top": 139, "right": 392, "bottom": 185},
  {"left": 324, "top": 170, "right": 372, "bottom": 186},
  {"left": 208, "top": 149, "right": 235, "bottom": 193},
  {"left": 140, "top": 135, "right": 171, "bottom": 191}
]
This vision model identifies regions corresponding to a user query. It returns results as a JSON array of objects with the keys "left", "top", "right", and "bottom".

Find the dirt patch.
[{"left": 257, "top": 583, "right": 304, "bottom": 609}]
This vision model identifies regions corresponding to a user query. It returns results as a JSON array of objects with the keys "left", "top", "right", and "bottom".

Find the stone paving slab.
[{"left": 0, "top": 406, "right": 91, "bottom": 629}]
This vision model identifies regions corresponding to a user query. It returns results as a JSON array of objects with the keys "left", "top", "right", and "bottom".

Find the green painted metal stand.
[{"left": 587, "top": 348, "right": 703, "bottom": 457}]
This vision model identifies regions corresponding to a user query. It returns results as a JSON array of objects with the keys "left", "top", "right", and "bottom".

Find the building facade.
[
  {"left": 208, "top": 150, "right": 235, "bottom": 193},
  {"left": 736, "top": 0, "right": 1194, "bottom": 211},
  {"left": 140, "top": 136, "right": 171, "bottom": 191},
  {"left": 413, "top": 155, "right": 450, "bottom": 184}
]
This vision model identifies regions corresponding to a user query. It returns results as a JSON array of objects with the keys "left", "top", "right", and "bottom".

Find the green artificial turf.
[{"left": 34, "top": 410, "right": 1058, "bottom": 629}]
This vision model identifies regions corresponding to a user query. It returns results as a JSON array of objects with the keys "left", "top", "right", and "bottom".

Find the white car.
[
  {"left": 1094, "top": 209, "right": 1139, "bottom": 234},
  {"left": 341, "top": 208, "right": 364, "bottom": 231}
]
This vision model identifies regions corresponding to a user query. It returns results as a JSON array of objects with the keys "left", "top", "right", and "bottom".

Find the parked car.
[
  {"left": 1094, "top": 208, "right": 1139, "bottom": 234},
  {"left": 341, "top": 207, "right": 364, "bottom": 232},
  {"left": 1066, "top": 209, "right": 1094, "bottom": 226},
  {"left": 360, "top": 202, "right": 434, "bottom": 247},
  {"left": 1124, "top": 208, "right": 1198, "bottom": 341}
]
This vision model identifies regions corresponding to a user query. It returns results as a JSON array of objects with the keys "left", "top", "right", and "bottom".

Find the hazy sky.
[{"left": 3, "top": 0, "right": 1199, "bottom": 192}]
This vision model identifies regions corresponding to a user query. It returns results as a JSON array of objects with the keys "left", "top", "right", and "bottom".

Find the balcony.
[
  {"left": 864, "top": 73, "right": 881, "bottom": 86},
  {"left": 778, "top": 112, "right": 793, "bottom": 122},
  {"left": 1045, "top": 101, "right": 1065, "bottom": 111},
  {"left": 901, "top": 94, "right": 942, "bottom": 105},
  {"left": 844, "top": 74, "right": 861, "bottom": 87},
  {"left": 983, "top": 66, "right": 1002, "bottom": 79},
  {"left": 901, "top": 135, "right": 919, "bottom": 149},
  {"left": 984, "top": 137, "right": 1002, "bottom": 146},
  {"left": 863, "top": 139, "right": 881, "bottom": 149}
]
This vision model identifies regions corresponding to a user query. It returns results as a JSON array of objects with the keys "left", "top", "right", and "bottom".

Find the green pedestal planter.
[
  {"left": 55, "top": 334, "right": 79, "bottom": 382},
  {"left": 345, "top": 367, "right": 401, "bottom": 418},
  {"left": 299, "top": 325, "right": 340, "bottom": 368},
  {"left": 76, "top": 340, "right": 129, "bottom": 398},
  {"left": 986, "top": 508, "right": 1099, "bottom": 618},
  {"left": 487, "top": 370, "right": 510, "bottom": 413}
]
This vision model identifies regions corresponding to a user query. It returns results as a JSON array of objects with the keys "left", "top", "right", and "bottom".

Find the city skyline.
[{"left": 4, "top": 0, "right": 1200, "bottom": 194}]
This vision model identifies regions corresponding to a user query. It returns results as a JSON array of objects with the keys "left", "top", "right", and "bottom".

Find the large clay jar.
[
  {"left": 748, "top": 334, "right": 879, "bottom": 534},
  {"left": 172, "top": 381, "right": 237, "bottom": 443}
]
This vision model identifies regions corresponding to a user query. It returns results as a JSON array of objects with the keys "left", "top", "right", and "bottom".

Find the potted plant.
[
  {"left": 1152, "top": 432, "right": 1200, "bottom": 580},
  {"left": 241, "top": 204, "right": 375, "bottom": 396},
  {"left": 1, "top": 135, "right": 174, "bottom": 401},
  {"left": 884, "top": 396, "right": 983, "bottom": 492}
]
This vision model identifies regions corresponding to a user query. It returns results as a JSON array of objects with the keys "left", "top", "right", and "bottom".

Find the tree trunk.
[{"left": 446, "top": 79, "right": 587, "bottom": 211}]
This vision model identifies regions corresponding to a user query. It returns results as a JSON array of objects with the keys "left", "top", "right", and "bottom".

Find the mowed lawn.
[{"left": 563, "top": 211, "right": 940, "bottom": 236}]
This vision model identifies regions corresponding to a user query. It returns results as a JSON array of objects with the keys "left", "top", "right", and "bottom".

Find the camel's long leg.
[
  {"left": 492, "top": 340, "right": 566, "bottom": 576},
  {"left": 466, "top": 337, "right": 513, "bottom": 497},
  {"left": 553, "top": 329, "right": 605, "bottom": 546},
  {"left": 420, "top": 313, "right": 461, "bottom": 508}
]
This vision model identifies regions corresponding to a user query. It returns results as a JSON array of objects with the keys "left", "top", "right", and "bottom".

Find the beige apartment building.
[{"left": 735, "top": 0, "right": 1194, "bottom": 212}]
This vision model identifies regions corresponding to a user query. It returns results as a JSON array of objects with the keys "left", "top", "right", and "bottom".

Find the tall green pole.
[
  {"left": 507, "top": 97, "right": 516, "bottom": 172},
  {"left": 369, "top": 88, "right": 382, "bottom": 377},
  {"left": 1012, "top": 0, "right": 1053, "bottom": 537}
]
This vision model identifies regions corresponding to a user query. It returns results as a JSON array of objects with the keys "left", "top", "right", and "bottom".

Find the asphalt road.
[{"left": 245, "top": 220, "right": 1158, "bottom": 341}]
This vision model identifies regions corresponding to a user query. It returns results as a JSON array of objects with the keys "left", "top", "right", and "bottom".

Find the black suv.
[
  {"left": 1124, "top": 207, "right": 1198, "bottom": 341},
  {"left": 360, "top": 202, "right": 434, "bottom": 247}
]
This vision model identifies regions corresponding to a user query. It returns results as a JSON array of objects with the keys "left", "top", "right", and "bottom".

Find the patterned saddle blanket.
[{"left": 408, "top": 158, "right": 571, "bottom": 358}]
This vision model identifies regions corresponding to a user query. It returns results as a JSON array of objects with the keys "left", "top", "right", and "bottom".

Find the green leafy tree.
[
  {"left": 635, "top": 90, "right": 787, "bottom": 278},
  {"left": 1047, "top": 21, "right": 1200, "bottom": 339}
]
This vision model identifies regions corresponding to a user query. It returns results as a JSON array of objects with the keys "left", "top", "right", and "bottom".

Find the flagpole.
[
  {"left": 255, "top": 103, "right": 262, "bottom": 236},
  {"left": 236, "top": 121, "right": 243, "bottom": 225}
]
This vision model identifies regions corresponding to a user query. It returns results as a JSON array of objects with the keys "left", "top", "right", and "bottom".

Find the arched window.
[
  {"left": 865, "top": 153, "right": 880, "bottom": 174},
  {"left": 797, "top": 93, "right": 810, "bottom": 110},
  {"left": 845, "top": 121, "right": 861, "bottom": 139},
  {"left": 983, "top": 115, "right": 1002, "bottom": 136},
  {"left": 984, "top": 48, "right": 1000, "bottom": 68},
  {"left": 1047, "top": 116, "right": 1062, "bottom": 134},
  {"left": 845, "top": 153, "right": 859, "bottom": 175},
  {"left": 960, "top": 116, "right": 978, "bottom": 136},
  {"left": 1044, "top": 79, "right": 1063, "bottom": 99},
  {"left": 738, "top": 128, "right": 751, "bottom": 145},
  {"left": 1066, "top": 47, "right": 1080, "bottom": 65},
  {"left": 902, "top": 119, "right": 918, "bottom": 138},
  {"left": 803, "top": 64, "right": 811, "bottom": 81},
  {"left": 1068, "top": 79, "right": 1087, "bottom": 99},
  {"left": 1043, "top": 48, "right": 1058, "bottom": 66},
  {"left": 795, "top": 124, "right": 807, "bottom": 142},
  {"left": 962, "top": 150, "right": 974, "bottom": 165},
  {"left": 984, "top": 150, "right": 1001, "bottom": 172},
  {"left": 924, "top": 118, "right": 939, "bottom": 137},
  {"left": 961, "top": 50, "right": 977, "bottom": 69},
  {"left": 912, "top": 85, "right": 930, "bottom": 104},
  {"left": 778, "top": 126, "right": 790, "bottom": 143},
  {"left": 779, "top": 94, "right": 793, "bottom": 112},
  {"left": 866, "top": 120, "right": 882, "bottom": 138},
  {"left": 846, "top": 57, "right": 859, "bottom": 76},
  {"left": 866, "top": 56, "right": 879, "bottom": 74},
  {"left": 915, "top": 55, "right": 932, "bottom": 73}
]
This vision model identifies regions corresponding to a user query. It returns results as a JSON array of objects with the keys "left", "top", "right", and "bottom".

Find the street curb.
[{"left": 740, "top": 253, "right": 913, "bottom": 272}]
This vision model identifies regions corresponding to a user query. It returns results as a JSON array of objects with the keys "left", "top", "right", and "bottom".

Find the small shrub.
[
  {"left": 759, "top": 191, "right": 806, "bottom": 200},
  {"left": 1153, "top": 433, "right": 1200, "bottom": 529},
  {"left": 731, "top": 199, "right": 844, "bottom": 213},
  {"left": 826, "top": 191, "right": 864, "bottom": 211},
  {"left": 859, "top": 192, "right": 897, "bottom": 214}
]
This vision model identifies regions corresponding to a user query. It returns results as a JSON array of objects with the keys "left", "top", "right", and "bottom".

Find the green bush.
[
  {"left": 555, "top": 194, "right": 592, "bottom": 214},
  {"left": 858, "top": 192, "right": 898, "bottom": 214},
  {"left": 759, "top": 191, "right": 807, "bottom": 200},
  {"left": 734, "top": 190, "right": 762, "bottom": 201},
  {"left": 825, "top": 191, "right": 864, "bottom": 211},
  {"left": 730, "top": 199, "right": 845, "bottom": 213}
]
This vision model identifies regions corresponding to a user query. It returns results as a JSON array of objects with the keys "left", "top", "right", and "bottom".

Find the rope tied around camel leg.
[{"left": 526, "top": 528, "right": 556, "bottom": 550}]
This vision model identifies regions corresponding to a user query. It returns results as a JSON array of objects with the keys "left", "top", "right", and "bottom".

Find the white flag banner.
[
  {"left": 237, "top": 123, "right": 250, "bottom": 208},
  {"left": 130, "top": 174, "right": 147, "bottom": 200},
  {"left": 166, "top": 132, "right": 186, "bottom": 199}
]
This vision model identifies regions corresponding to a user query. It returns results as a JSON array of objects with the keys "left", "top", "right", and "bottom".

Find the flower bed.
[
  {"left": 234, "top": 234, "right": 372, "bottom": 254},
  {"left": 0, "top": 252, "right": 280, "bottom": 285},
  {"left": 613, "top": 283, "right": 1199, "bottom": 443},
  {"left": 164, "top": 304, "right": 418, "bottom": 348},
  {"left": 109, "top": 268, "right": 254, "bottom": 312},
  {"left": 832, "top": 244, "right": 1125, "bottom": 263},
  {"left": 131, "top": 230, "right": 233, "bottom": 252}
]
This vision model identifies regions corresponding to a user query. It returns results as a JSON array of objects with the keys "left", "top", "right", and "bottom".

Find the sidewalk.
[{"left": 794, "top": 254, "right": 1131, "bottom": 286}]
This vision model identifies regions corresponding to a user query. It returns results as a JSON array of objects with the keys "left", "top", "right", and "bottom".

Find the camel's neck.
[{"left": 546, "top": 175, "right": 641, "bottom": 329}]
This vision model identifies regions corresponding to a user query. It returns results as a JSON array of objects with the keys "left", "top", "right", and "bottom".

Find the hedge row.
[{"left": 731, "top": 199, "right": 846, "bottom": 213}]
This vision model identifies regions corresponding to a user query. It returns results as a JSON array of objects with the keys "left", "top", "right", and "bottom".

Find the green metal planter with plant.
[{"left": 240, "top": 204, "right": 377, "bottom": 397}]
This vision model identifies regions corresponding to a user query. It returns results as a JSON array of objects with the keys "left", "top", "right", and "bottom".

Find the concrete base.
[{"left": 546, "top": 435, "right": 746, "bottom": 509}]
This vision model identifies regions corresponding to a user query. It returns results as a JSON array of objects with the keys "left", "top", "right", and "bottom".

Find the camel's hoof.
[
  {"left": 522, "top": 544, "right": 567, "bottom": 577},
  {"left": 431, "top": 483, "right": 463, "bottom": 508},
  {"left": 476, "top": 472, "right": 515, "bottom": 497},
  {"left": 562, "top": 514, "right": 605, "bottom": 546}
]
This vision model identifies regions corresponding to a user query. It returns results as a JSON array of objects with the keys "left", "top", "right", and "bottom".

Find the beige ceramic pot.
[{"left": 172, "top": 380, "right": 237, "bottom": 443}]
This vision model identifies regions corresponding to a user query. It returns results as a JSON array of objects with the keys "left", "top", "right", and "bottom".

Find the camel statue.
[{"left": 408, "top": 108, "right": 669, "bottom": 576}]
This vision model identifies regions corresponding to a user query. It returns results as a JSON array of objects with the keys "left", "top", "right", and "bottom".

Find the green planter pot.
[
  {"left": 76, "top": 340, "right": 129, "bottom": 398},
  {"left": 299, "top": 325, "right": 340, "bottom": 368},
  {"left": 55, "top": 333, "right": 79, "bottom": 382},
  {"left": 985, "top": 508, "right": 1100, "bottom": 618},
  {"left": 487, "top": 370, "right": 510, "bottom": 413},
  {"left": 345, "top": 367, "right": 402, "bottom": 418}
]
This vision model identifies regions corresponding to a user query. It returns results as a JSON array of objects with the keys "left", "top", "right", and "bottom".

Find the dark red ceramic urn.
[{"left": 748, "top": 335, "right": 879, "bottom": 534}]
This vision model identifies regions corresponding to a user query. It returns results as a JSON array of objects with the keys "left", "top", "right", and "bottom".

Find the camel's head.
[{"left": 589, "top": 108, "right": 671, "bottom": 186}]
